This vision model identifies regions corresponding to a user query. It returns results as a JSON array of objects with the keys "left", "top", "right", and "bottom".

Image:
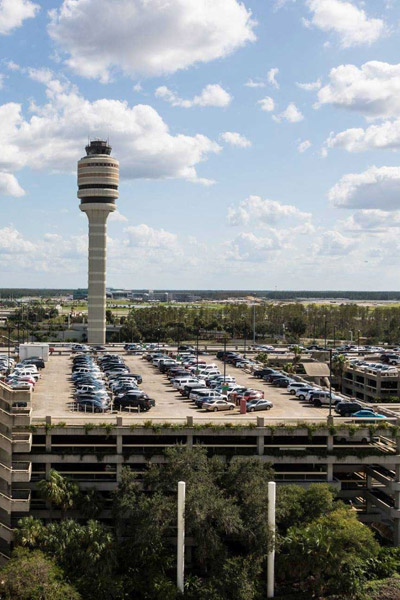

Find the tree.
[
  {"left": 332, "top": 353, "right": 349, "bottom": 391},
  {"left": 16, "top": 517, "right": 117, "bottom": 600},
  {"left": 0, "top": 547, "right": 81, "bottom": 600},
  {"left": 279, "top": 507, "right": 380, "bottom": 598},
  {"left": 286, "top": 316, "right": 306, "bottom": 340},
  {"left": 37, "top": 469, "right": 79, "bottom": 519},
  {"left": 255, "top": 352, "right": 269, "bottom": 365}
]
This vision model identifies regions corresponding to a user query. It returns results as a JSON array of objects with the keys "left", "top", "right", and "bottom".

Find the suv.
[
  {"left": 114, "top": 395, "right": 154, "bottom": 412},
  {"left": 311, "top": 391, "right": 343, "bottom": 407},
  {"left": 335, "top": 401, "right": 364, "bottom": 417}
]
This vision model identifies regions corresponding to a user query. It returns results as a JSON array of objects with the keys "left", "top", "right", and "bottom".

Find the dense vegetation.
[
  {"left": 4, "top": 297, "right": 400, "bottom": 344},
  {"left": 118, "top": 302, "right": 400, "bottom": 344},
  {"left": 3, "top": 447, "right": 400, "bottom": 600}
]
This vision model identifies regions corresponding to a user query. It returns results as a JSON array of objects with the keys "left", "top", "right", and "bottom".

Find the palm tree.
[
  {"left": 37, "top": 470, "right": 79, "bottom": 519},
  {"left": 331, "top": 354, "right": 349, "bottom": 392},
  {"left": 14, "top": 516, "right": 44, "bottom": 548}
]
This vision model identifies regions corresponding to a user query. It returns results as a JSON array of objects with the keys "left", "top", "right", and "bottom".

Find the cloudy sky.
[{"left": 1, "top": 0, "right": 400, "bottom": 290}]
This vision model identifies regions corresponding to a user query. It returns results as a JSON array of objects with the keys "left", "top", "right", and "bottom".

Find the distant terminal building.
[{"left": 73, "top": 289, "right": 88, "bottom": 301}]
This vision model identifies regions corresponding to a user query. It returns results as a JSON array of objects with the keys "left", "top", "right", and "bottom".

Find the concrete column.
[
  {"left": 327, "top": 463, "right": 333, "bottom": 482},
  {"left": 80, "top": 205, "right": 114, "bottom": 345},
  {"left": 186, "top": 435, "right": 193, "bottom": 449},
  {"left": 87, "top": 210, "right": 108, "bottom": 345},
  {"left": 45, "top": 416, "right": 52, "bottom": 452},
  {"left": 257, "top": 434, "right": 264, "bottom": 456},
  {"left": 116, "top": 463, "right": 122, "bottom": 483}
]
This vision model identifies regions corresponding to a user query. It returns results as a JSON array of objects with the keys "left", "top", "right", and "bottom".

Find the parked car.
[
  {"left": 203, "top": 399, "right": 235, "bottom": 412},
  {"left": 246, "top": 399, "right": 273, "bottom": 412},
  {"left": 114, "top": 395, "right": 154, "bottom": 411},
  {"left": 352, "top": 410, "right": 387, "bottom": 421},
  {"left": 76, "top": 397, "right": 109, "bottom": 412},
  {"left": 335, "top": 401, "right": 364, "bottom": 417}
]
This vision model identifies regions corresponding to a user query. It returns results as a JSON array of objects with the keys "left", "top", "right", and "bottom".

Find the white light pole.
[
  {"left": 253, "top": 304, "right": 256, "bottom": 345},
  {"left": 267, "top": 481, "right": 276, "bottom": 598},
  {"left": 177, "top": 481, "right": 186, "bottom": 593}
]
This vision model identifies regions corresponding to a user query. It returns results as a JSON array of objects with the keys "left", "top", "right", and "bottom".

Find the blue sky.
[{"left": 1, "top": 0, "right": 400, "bottom": 290}]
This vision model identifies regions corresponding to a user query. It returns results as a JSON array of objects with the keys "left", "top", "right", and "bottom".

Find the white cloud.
[
  {"left": 125, "top": 224, "right": 179, "bottom": 250},
  {"left": 273, "top": 0, "right": 296, "bottom": 10},
  {"left": 48, "top": 0, "right": 256, "bottom": 82},
  {"left": 317, "top": 61, "right": 400, "bottom": 120},
  {"left": 297, "top": 79, "right": 321, "bottom": 91},
  {"left": 0, "top": 0, "right": 39, "bottom": 35},
  {"left": 0, "top": 71, "right": 221, "bottom": 186},
  {"left": 0, "top": 173, "right": 25, "bottom": 197},
  {"left": 257, "top": 96, "right": 275, "bottom": 112},
  {"left": 326, "top": 118, "right": 400, "bottom": 152},
  {"left": 109, "top": 211, "right": 128, "bottom": 223},
  {"left": 155, "top": 84, "right": 232, "bottom": 108},
  {"left": 267, "top": 67, "right": 279, "bottom": 89},
  {"left": 274, "top": 102, "right": 304, "bottom": 123},
  {"left": 244, "top": 78, "right": 265, "bottom": 88},
  {"left": 340, "top": 209, "right": 400, "bottom": 232},
  {"left": 298, "top": 139, "right": 312, "bottom": 153},
  {"left": 329, "top": 166, "right": 400, "bottom": 210},
  {"left": 314, "top": 230, "right": 357, "bottom": 256},
  {"left": 0, "top": 226, "right": 34, "bottom": 253},
  {"left": 133, "top": 83, "right": 142, "bottom": 92},
  {"left": 220, "top": 132, "right": 251, "bottom": 148},
  {"left": 228, "top": 195, "right": 311, "bottom": 226},
  {"left": 305, "top": 0, "right": 385, "bottom": 48},
  {"left": 225, "top": 231, "right": 286, "bottom": 261}
]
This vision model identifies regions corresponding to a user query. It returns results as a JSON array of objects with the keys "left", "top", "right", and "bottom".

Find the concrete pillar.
[
  {"left": 45, "top": 416, "right": 52, "bottom": 452},
  {"left": 257, "top": 434, "right": 264, "bottom": 456},
  {"left": 186, "top": 435, "right": 193, "bottom": 449},
  {"left": 82, "top": 208, "right": 112, "bottom": 345},
  {"left": 186, "top": 416, "right": 193, "bottom": 427},
  {"left": 327, "top": 463, "right": 333, "bottom": 482}
]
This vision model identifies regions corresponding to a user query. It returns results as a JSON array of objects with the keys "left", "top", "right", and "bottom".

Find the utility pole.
[
  {"left": 223, "top": 336, "right": 227, "bottom": 382},
  {"left": 196, "top": 329, "right": 199, "bottom": 375},
  {"left": 329, "top": 349, "right": 333, "bottom": 418},
  {"left": 267, "top": 481, "right": 276, "bottom": 598},
  {"left": 253, "top": 304, "right": 256, "bottom": 345},
  {"left": 324, "top": 315, "right": 327, "bottom": 350},
  {"left": 177, "top": 481, "right": 186, "bottom": 593},
  {"left": 333, "top": 325, "right": 336, "bottom": 349}
]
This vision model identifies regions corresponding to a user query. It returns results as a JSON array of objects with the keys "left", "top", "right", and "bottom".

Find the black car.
[
  {"left": 22, "top": 357, "right": 45, "bottom": 369},
  {"left": 335, "top": 401, "right": 363, "bottom": 417},
  {"left": 254, "top": 368, "right": 276, "bottom": 378},
  {"left": 273, "top": 378, "right": 293, "bottom": 388},
  {"left": 114, "top": 395, "right": 154, "bottom": 411}
]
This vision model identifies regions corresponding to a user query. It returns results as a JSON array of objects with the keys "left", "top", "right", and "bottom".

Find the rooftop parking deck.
[{"left": 31, "top": 352, "right": 335, "bottom": 424}]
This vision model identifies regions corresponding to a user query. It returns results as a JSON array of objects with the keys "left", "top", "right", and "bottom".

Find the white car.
[
  {"left": 13, "top": 369, "right": 40, "bottom": 381},
  {"left": 287, "top": 382, "right": 308, "bottom": 394},
  {"left": 295, "top": 387, "right": 317, "bottom": 401}
]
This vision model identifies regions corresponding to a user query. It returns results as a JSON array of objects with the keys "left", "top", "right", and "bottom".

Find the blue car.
[{"left": 352, "top": 410, "right": 386, "bottom": 422}]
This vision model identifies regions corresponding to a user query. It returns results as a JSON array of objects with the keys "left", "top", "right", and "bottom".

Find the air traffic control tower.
[{"left": 78, "top": 140, "right": 119, "bottom": 344}]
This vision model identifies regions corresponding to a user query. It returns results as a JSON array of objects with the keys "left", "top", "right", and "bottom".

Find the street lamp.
[
  {"left": 333, "top": 325, "right": 336, "bottom": 349},
  {"left": 324, "top": 315, "right": 327, "bottom": 350},
  {"left": 357, "top": 329, "right": 361, "bottom": 353}
]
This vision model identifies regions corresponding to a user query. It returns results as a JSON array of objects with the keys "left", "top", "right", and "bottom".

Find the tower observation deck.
[{"left": 78, "top": 140, "right": 119, "bottom": 344}]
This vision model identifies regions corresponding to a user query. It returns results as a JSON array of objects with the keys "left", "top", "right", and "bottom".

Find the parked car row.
[
  {"left": 71, "top": 353, "right": 151, "bottom": 413},
  {"left": 2, "top": 355, "right": 44, "bottom": 391},
  {"left": 144, "top": 350, "right": 273, "bottom": 413}
]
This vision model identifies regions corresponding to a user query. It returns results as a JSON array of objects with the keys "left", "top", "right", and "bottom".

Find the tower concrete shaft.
[{"left": 77, "top": 140, "right": 119, "bottom": 345}]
